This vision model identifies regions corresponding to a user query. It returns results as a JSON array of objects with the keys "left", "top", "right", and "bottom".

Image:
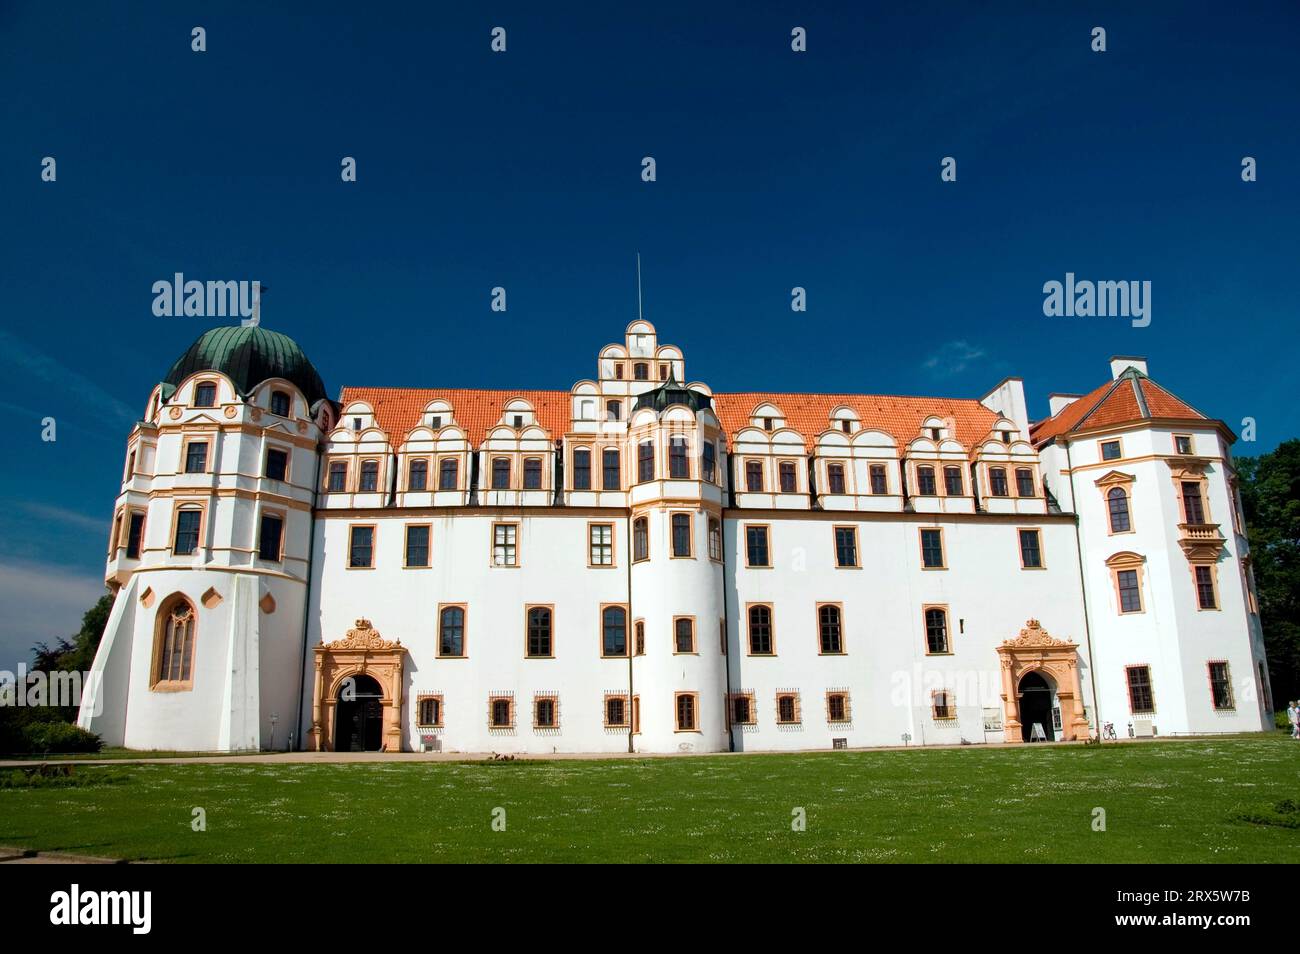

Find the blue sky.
[{"left": 1, "top": 1, "right": 1297, "bottom": 663}]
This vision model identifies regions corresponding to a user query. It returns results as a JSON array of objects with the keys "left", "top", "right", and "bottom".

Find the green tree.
[
  {"left": 27, "top": 591, "right": 113, "bottom": 722},
  {"left": 1237, "top": 439, "right": 1300, "bottom": 707}
]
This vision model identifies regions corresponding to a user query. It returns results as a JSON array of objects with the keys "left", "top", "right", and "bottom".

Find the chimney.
[
  {"left": 1109, "top": 355, "right": 1148, "bottom": 379},
  {"left": 1048, "top": 394, "right": 1082, "bottom": 417},
  {"left": 979, "top": 377, "right": 1028, "bottom": 436}
]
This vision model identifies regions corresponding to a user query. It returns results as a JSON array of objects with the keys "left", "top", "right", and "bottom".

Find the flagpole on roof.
[{"left": 636, "top": 252, "right": 643, "bottom": 321}]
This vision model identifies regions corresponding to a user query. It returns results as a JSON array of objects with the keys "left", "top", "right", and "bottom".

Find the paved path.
[{"left": 0, "top": 846, "right": 124, "bottom": 864}]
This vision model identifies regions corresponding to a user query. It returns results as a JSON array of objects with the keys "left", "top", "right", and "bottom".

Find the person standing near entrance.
[{"left": 1289, "top": 701, "right": 1300, "bottom": 739}]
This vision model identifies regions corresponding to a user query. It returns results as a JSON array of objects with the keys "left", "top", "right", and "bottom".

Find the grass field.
[{"left": 2, "top": 737, "right": 1298, "bottom": 863}]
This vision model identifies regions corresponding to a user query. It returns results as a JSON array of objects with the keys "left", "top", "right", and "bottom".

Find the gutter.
[
  {"left": 293, "top": 410, "right": 324, "bottom": 751},
  {"left": 1065, "top": 440, "right": 1103, "bottom": 740}
]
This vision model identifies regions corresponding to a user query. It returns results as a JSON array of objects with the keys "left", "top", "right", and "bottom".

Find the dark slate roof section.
[
  {"left": 163, "top": 327, "right": 328, "bottom": 407},
  {"left": 633, "top": 372, "right": 714, "bottom": 415}
]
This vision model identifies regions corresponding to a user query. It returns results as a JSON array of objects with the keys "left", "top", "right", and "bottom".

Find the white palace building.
[{"left": 79, "top": 320, "right": 1273, "bottom": 753}]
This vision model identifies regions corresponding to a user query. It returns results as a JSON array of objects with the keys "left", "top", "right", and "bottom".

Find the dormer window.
[
  {"left": 763, "top": 418, "right": 774, "bottom": 432},
  {"left": 513, "top": 415, "right": 524, "bottom": 429},
  {"left": 607, "top": 401, "right": 621, "bottom": 421},
  {"left": 929, "top": 427, "right": 942, "bottom": 440},
  {"left": 1001, "top": 430, "right": 1013, "bottom": 443},
  {"left": 614, "top": 363, "right": 624, "bottom": 380},
  {"left": 431, "top": 415, "right": 442, "bottom": 429},
  {"left": 634, "top": 363, "right": 649, "bottom": 380},
  {"left": 270, "top": 390, "right": 290, "bottom": 417},
  {"left": 841, "top": 420, "right": 852, "bottom": 434},
  {"left": 352, "top": 417, "right": 362, "bottom": 432},
  {"left": 194, "top": 382, "right": 217, "bottom": 408},
  {"left": 659, "top": 364, "right": 668, "bottom": 380}
]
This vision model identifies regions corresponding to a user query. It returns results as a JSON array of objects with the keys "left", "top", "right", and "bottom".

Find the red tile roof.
[
  {"left": 339, "top": 387, "right": 571, "bottom": 446},
  {"left": 711, "top": 392, "right": 1000, "bottom": 449},
  {"left": 1030, "top": 372, "right": 1207, "bottom": 445}
]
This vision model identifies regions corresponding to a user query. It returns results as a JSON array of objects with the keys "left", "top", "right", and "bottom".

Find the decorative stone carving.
[
  {"left": 308, "top": 619, "right": 406, "bottom": 752},
  {"left": 325, "top": 618, "right": 402, "bottom": 651},
  {"left": 996, "top": 619, "right": 1091, "bottom": 743}
]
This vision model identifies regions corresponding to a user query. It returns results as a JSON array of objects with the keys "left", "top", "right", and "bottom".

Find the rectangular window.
[
  {"left": 327, "top": 461, "right": 347, "bottom": 491},
  {"left": 1015, "top": 468, "right": 1035, "bottom": 497},
  {"left": 669, "top": 437, "right": 689, "bottom": 478},
  {"left": 405, "top": 524, "right": 431, "bottom": 568},
  {"left": 638, "top": 442, "right": 654, "bottom": 482},
  {"left": 184, "top": 441, "right": 208, "bottom": 474},
  {"left": 745, "top": 460, "right": 763, "bottom": 492},
  {"left": 1126, "top": 666, "right": 1155, "bottom": 713},
  {"left": 776, "top": 693, "right": 800, "bottom": 725},
  {"left": 523, "top": 458, "right": 543, "bottom": 490},
  {"left": 1117, "top": 569, "right": 1142, "bottom": 613},
  {"left": 1208, "top": 661, "right": 1234, "bottom": 710},
  {"left": 194, "top": 382, "right": 216, "bottom": 407},
  {"left": 438, "top": 457, "right": 458, "bottom": 490},
  {"left": 779, "top": 461, "right": 797, "bottom": 493},
  {"left": 674, "top": 617, "right": 695, "bottom": 653},
  {"left": 870, "top": 464, "right": 888, "bottom": 495},
  {"left": 605, "top": 695, "right": 629, "bottom": 728},
  {"left": 827, "top": 691, "right": 850, "bottom": 723},
  {"left": 572, "top": 449, "right": 591, "bottom": 489},
  {"left": 258, "top": 512, "right": 284, "bottom": 561},
  {"left": 675, "top": 693, "right": 697, "bottom": 731},
  {"left": 834, "top": 526, "right": 858, "bottom": 568},
  {"left": 827, "top": 463, "right": 846, "bottom": 495},
  {"left": 265, "top": 448, "right": 289, "bottom": 481},
  {"left": 747, "top": 604, "right": 774, "bottom": 655},
  {"left": 125, "top": 512, "right": 145, "bottom": 559},
  {"left": 635, "top": 620, "right": 646, "bottom": 656},
  {"left": 708, "top": 518, "right": 722, "bottom": 561},
  {"left": 745, "top": 525, "right": 770, "bottom": 567},
  {"left": 1194, "top": 565, "right": 1217, "bottom": 609},
  {"left": 589, "top": 523, "right": 613, "bottom": 566},
  {"left": 1181, "top": 481, "right": 1206, "bottom": 524},
  {"left": 988, "top": 468, "right": 1009, "bottom": 497},
  {"left": 407, "top": 458, "right": 428, "bottom": 491},
  {"left": 489, "top": 697, "right": 514, "bottom": 728},
  {"left": 1175, "top": 434, "right": 1194, "bottom": 455},
  {"left": 917, "top": 466, "right": 937, "bottom": 496},
  {"left": 492, "top": 523, "right": 518, "bottom": 567},
  {"left": 530, "top": 696, "right": 556, "bottom": 727},
  {"left": 920, "top": 528, "right": 945, "bottom": 569},
  {"left": 526, "top": 607, "right": 552, "bottom": 657},
  {"left": 359, "top": 460, "right": 379, "bottom": 491},
  {"left": 1018, "top": 529, "right": 1043, "bottom": 568},
  {"left": 173, "top": 509, "right": 201, "bottom": 555},
  {"left": 492, "top": 458, "right": 510, "bottom": 489},
  {"left": 1101, "top": 440, "right": 1122, "bottom": 461},
  {"left": 944, "top": 467, "right": 963, "bottom": 496},
  {"left": 348, "top": 525, "right": 374, "bottom": 568},
  {"left": 602, "top": 448, "right": 620, "bottom": 490},
  {"left": 702, "top": 443, "right": 715, "bottom": 483},
  {"left": 633, "top": 517, "right": 649, "bottom": 562},
  {"left": 730, "top": 693, "right": 755, "bottom": 726},
  {"left": 671, "top": 512, "right": 692, "bottom": 557},
  {"left": 416, "top": 696, "right": 443, "bottom": 727},
  {"left": 932, "top": 690, "right": 956, "bottom": 720}
]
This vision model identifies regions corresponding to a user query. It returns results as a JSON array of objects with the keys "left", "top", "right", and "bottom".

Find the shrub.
[{"left": 21, "top": 722, "right": 102, "bottom": 754}]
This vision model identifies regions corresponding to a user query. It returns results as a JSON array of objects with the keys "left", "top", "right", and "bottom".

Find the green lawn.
[{"left": 2, "top": 737, "right": 1298, "bottom": 862}]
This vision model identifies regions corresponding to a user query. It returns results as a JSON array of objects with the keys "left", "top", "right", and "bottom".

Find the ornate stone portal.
[
  {"left": 308, "top": 619, "right": 405, "bottom": 752},
  {"left": 997, "top": 619, "right": 1090, "bottom": 742}
]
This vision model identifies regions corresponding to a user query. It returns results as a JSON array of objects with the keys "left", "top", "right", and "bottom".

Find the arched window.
[
  {"left": 1107, "top": 487, "right": 1131, "bottom": 533},
  {"left": 194, "top": 382, "right": 217, "bottom": 408},
  {"left": 359, "top": 459, "right": 379, "bottom": 491},
  {"left": 523, "top": 458, "right": 543, "bottom": 490},
  {"left": 438, "top": 606, "right": 465, "bottom": 657},
  {"left": 916, "top": 465, "right": 937, "bottom": 496},
  {"left": 154, "top": 596, "right": 196, "bottom": 687},
  {"left": 572, "top": 448, "right": 591, "bottom": 490},
  {"left": 491, "top": 458, "right": 510, "bottom": 489},
  {"left": 270, "top": 390, "right": 290, "bottom": 417},
  {"left": 818, "top": 604, "right": 843, "bottom": 654},
  {"left": 1015, "top": 467, "right": 1035, "bottom": 497},
  {"left": 925, "top": 607, "right": 949, "bottom": 654},
  {"left": 989, "top": 467, "right": 1009, "bottom": 497},
  {"left": 602, "top": 606, "right": 627, "bottom": 657},
  {"left": 526, "top": 606, "right": 552, "bottom": 657},
  {"left": 674, "top": 617, "right": 695, "bottom": 653}
]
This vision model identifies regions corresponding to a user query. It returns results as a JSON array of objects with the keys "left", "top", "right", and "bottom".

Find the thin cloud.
[
  {"left": 0, "top": 329, "right": 139, "bottom": 426},
  {"left": 922, "top": 340, "right": 987, "bottom": 377},
  {"left": 0, "top": 558, "right": 108, "bottom": 665},
  {"left": 19, "top": 502, "right": 110, "bottom": 533}
]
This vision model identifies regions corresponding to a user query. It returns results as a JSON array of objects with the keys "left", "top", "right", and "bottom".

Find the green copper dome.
[
  {"left": 633, "top": 371, "right": 713, "bottom": 415},
  {"left": 162, "top": 326, "right": 328, "bottom": 407}
]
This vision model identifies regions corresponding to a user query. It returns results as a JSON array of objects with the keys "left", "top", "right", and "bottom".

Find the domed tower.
[
  {"left": 627, "top": 373, "right": 730, "bottom": 752},
  {"left": 79, "top": 327, "right": 334, "bottom": 751}
]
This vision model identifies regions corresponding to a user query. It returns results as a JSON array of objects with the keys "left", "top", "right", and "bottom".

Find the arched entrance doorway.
[
  {"left": 334, "top": 673, "right": 384, "bottom": 751},
  {"left": 308, "top": 619, "right": 406, "bottom": 752},
  {"left": 1017, "top": 671, "right": 1055, "bottom": 742}
]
